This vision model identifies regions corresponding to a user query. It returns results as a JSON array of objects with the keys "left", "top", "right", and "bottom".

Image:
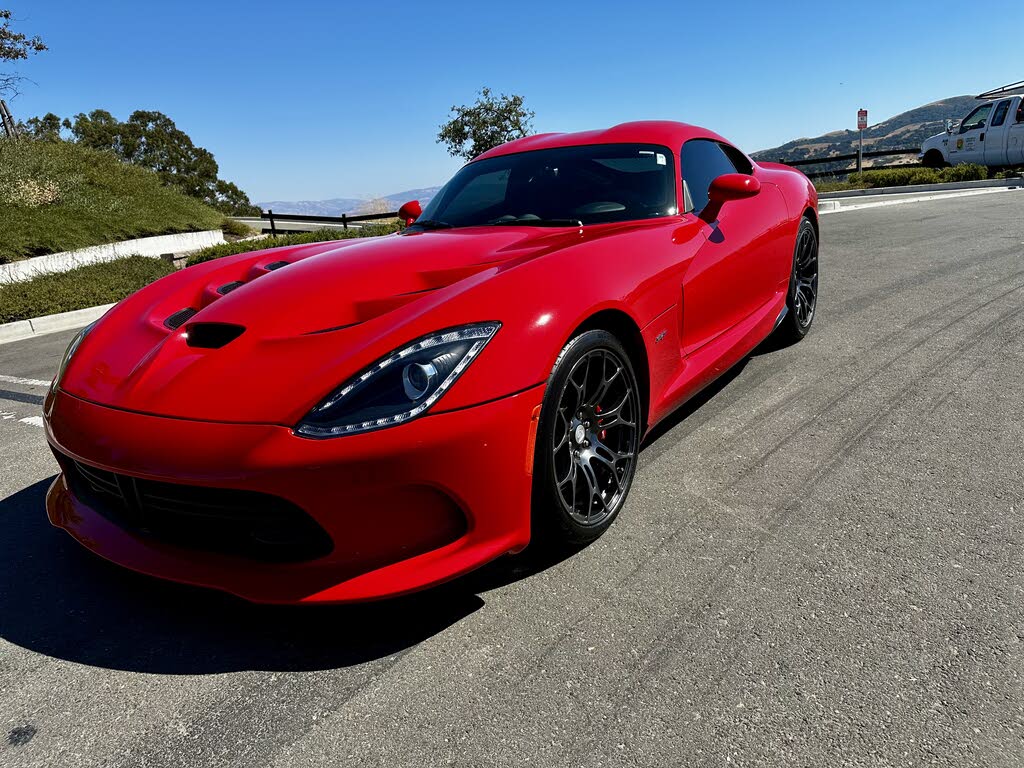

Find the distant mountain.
[
  {"left": 751, "top": 95, "right": 978, "bottom": 169},
  {"left": 256, "top": 186, "right": 442, "bottom": 216}
]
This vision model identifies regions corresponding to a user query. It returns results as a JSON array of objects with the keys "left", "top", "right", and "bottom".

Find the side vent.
[
  {"left": 164, "top": 308, "right": 197, "bottom": 330},
  {"left": 217, "top": 281, "right": 245, "bottom": 295},
  {"left": 185, "top": 323, "right": 245, "bottom": 349},
  {"left": 265, "top": 260, "right": 289, "bottom": 271}
]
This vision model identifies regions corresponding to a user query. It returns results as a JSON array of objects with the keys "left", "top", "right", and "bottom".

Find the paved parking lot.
[{"left": 1, "top": 191, "right": 1022, "bottom": 767}]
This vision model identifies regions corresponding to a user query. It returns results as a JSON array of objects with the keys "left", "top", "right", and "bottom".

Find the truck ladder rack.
[{"left": 976, "top": 81, "right": 1024, "bottom": 100}]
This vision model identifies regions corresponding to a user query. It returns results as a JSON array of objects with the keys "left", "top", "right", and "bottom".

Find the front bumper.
[{"left": 44, "top": 384, "right": 544, "bottom": 604}]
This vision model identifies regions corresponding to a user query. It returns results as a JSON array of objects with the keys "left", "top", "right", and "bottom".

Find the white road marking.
[
  {"left": 1, "top": 410, "right": 16, "bottom": 420},
  {"left": 0, "top": 374, "right": 52, "bottom": 388},
  {"left": 18, "top": 416, "right": 44, "bottom": 427}
]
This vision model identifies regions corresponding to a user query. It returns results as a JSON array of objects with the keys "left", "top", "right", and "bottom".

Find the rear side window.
[
  {"left": 991, "top": 100, "right": 1011, "bottom": 127},
  {"left": 680, "top": 139, "right": 739, "bottom": 213},
  {"left": 1016, "top": 100, "right": 1024, "bottom": 124}
]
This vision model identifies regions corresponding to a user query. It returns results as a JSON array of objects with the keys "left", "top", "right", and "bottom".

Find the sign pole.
[{"left": 857, "top": 108, "right": 868, "bottom": 174}]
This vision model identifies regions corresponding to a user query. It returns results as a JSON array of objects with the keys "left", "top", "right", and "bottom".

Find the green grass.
[
  {"left": 0, "top": 139, "right": 224, "bottom": 264},
  {"left": 186, "top": 224, "right": 402, "bottom": 266},
  {"left": 814, "top": 163, "right": 988, "bottom": 193},
  {"left": 0, "top": 256, "right": 175, "bottom": 324}
]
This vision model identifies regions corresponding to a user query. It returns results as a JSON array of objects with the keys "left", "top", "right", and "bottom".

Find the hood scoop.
[
  {"left": 164, "top": 307, "right": 197, "bottom": 330},
  {"left": 185, "top": 323, "right": 246, "bottom": 349}
]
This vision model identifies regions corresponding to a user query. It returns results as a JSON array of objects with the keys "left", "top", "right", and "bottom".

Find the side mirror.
[
  {"left": 398, "top": 200, "right": 422, "bottom": 226},
  {"left": 945, "top": 119, "right": 954, "bottom": 134},
  {"left": 700, "top": 173, "right": 760, "bottom": 222}
]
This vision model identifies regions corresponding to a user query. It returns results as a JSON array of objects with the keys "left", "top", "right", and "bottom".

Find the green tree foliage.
[
  {"left": 22, "top": 112, "right": 66, "bottom": 141},
  {"left": 0, "top": 9, "right": 47, "bottom": 97},
  {"left": 42, "top": 108, "right": 261, "bottom": 215},
  {"left": 437, "top": 87, "right": 534, "bottom": 161}
]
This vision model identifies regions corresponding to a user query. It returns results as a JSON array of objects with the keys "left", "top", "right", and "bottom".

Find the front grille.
[{"left": 63, "top": 456, "right": 333, "bottom": 563}]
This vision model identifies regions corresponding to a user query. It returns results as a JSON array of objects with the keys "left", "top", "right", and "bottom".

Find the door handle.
[{"left": 980, "top": 132, "right": 985, "bottom": 141}]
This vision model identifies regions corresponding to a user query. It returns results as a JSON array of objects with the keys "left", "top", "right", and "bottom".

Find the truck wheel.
[{"left": 922, "top": 150, "right": 946, "bottom": 169}]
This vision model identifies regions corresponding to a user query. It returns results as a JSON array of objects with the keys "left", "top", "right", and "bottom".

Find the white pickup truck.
[{"left": 920, "top": 93, "right": 1024, "bottom": 168}]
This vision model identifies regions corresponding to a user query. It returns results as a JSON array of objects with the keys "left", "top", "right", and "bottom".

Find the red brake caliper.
[{"left": 596, "top": 405, "right": 606, "bottom": 441}]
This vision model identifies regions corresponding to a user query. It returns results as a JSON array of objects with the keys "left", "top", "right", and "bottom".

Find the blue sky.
[{"left": 5, "top": 0, "right": 1023, "bottom": 202}]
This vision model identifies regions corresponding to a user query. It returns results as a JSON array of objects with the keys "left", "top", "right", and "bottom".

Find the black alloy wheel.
[{"left": 533, "top": 330, "right": 641, "bottom": 544}]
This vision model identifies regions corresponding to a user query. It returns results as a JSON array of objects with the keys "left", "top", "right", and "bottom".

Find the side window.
[
  {"left": 1016, "top": 100, "right": 1024, "bottom": 124},
  {"left": 719, "top": 143, "right": 754, "bottom": 175},
  {"left": 991, "top": 100, "right": 1011, "bottom": 127},
  {"left": 680, "top": 139, "right": 739, "bottom": 213},
  {"left": 960, "top": 104, "right": 992, "bottom": 133}
]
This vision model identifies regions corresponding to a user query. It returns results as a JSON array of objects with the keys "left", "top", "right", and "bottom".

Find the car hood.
[{"left": 60, "top": 227, "right": 586, "bottom": 424}]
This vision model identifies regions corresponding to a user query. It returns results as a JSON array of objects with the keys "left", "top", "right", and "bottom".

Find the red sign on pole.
[{"left": 857, "top": 109, "right": 868, "bottom": 131}]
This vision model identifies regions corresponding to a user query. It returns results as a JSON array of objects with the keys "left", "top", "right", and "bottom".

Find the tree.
[
  {"left": 0, "top": 9, "right": 47, "bottom": 98},
  {"left": 437, "top": 87, "right": 534, "bottom": 161},
  {"left": 22, "top": 111, "right": 66, "bottom": 141},
  {"left": 62, "top": 108, "right": 260, "bottom": 215}
]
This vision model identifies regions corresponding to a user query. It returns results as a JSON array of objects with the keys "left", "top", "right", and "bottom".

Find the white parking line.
[
  {"left": 18, "top": 415, "right": 44, "bottom": 428},
  {"left": 0, "top": 374, "right": 51, "bottom": 388}
]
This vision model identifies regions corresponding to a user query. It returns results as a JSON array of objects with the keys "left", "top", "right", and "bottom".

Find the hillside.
[
  {"left": 752, "top": 95, "right": 977, "bottom": 165},
  {"left": 0, "top": 139, "right": 223, "bottom": 264},
  {"left": 258, "top": 186, "right": 442, "bottom": 216}
]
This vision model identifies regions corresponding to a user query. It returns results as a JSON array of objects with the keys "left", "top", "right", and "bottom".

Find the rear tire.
[
  {"left": 774, "top": 217, "right": 819, "bottom": 343},
  {"left": 531, "top": 330, "right": 641, "bottom": 546}
]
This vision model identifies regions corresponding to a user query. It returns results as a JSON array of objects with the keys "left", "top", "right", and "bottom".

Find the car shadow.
[
  {"left": 0, "top": 478, "right": 491, "bottom": 674},
  {"left": 0, "top": 339, "right": 789, "bottom": 675}
]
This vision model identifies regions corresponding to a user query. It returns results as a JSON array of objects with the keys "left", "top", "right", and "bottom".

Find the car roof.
[{"left": 474, "top": 121, "right": 731, "bottom": 161}]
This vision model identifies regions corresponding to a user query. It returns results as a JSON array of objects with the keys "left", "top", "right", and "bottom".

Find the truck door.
[
  {"left": 983, "top": 99, "right": 1012, "bottom": 166},
  {"left": 1007, "top": 98, "right": 1024, "bottom": 166},
  {"left": 948, "top": 102, "right": 993, "bottom": 165}
]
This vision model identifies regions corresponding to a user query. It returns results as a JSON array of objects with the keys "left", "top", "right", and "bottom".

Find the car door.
[
  {"left": 678, "top": 139, "right": 787, "bottom": 356},
  {"left": 1007, "top": 98, "right": 1024, "bottom": 166},
  {"left": 984, "top": 99, "right": 1012, "bottom": 166},
  {"left": 949, "top": 102, "right": 993, "bottom": 165}
]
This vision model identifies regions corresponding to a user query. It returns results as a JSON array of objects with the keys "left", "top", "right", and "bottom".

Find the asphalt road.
[{"left": 2, "top": 192, "right": 1023, "bottom": 767}]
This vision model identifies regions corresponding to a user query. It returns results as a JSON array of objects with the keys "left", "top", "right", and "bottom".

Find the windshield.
[{"left": 416, "top": 143, "right": 678, "bottom": 228}]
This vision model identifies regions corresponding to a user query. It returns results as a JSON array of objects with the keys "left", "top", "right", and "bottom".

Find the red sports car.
[{"left": 43, "top": 121, "right": 818, "bottom": 604}]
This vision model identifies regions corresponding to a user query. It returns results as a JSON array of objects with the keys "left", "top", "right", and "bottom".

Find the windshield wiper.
[
  {"left": 409, "top": 219, "right": 454, "bottom": 230},
  {"left": 488, "top": 218, "right": 583, "bottom": 228}
]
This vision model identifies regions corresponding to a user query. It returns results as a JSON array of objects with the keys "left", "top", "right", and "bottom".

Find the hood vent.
[
  {"left": 217, "top": 281, "right": 245, "bottom": 295},
  {"left": 164, "top": 308, "right": 197, "bottom": 330},
  {"left": 185, "top": 323, "right": 246, "bottom": 349},
  {"left": 265, "top": 260, "right": 290, "bottom": 271}
]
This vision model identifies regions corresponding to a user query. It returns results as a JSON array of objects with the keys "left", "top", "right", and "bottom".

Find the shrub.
[
  {"left": 993, "top": 168, "right": 1024, "bottom": 180},
  {"left": 186, "top": 224, "right": 402, "bottom": 266},
  {"left": 220, "top": 218, "right": 256, "bottom": 239},
  {"left": 0, "top": 139, "right": 222, "bottom": 264},
  {"left": 837, "top": 162, "right": 988, "bottom": 191},
  {"left": 0, "top": 256, "right": 175, "bottom": 324},
  {"left": 941, "top": 163, "right": 988, "bottom": 182}
]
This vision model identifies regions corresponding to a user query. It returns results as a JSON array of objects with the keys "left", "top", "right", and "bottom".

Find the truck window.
[
  {"left": 1017, "top": 100, "right": 1024, "bottom": 124},
  {"left": 991, "top": 100, "right": 1011, "bottom": 127},
  {"left": 960, "top": 104, "right": 992, "bottom": 133}
]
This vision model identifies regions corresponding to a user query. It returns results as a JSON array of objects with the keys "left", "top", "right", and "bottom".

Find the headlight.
[
  {"left": 295, "top": 322, "right": 501, "bottom": 438},
  {"left": 51, "top": 321, "right": 95, "bottom": 393}
]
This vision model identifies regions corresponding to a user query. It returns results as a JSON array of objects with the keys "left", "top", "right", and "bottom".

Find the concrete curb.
[
  {"left": 819, "top": 176, "right": 1023, "bottom": 200},
  {"left": 820, "top": 186, "right": 1021, "bottom": 216},
  {"left": 0, "top": 303, "right": 115, "bottom": 346},
  {"left": 0, "top": 230, "right": 225, "bottom": 284}
]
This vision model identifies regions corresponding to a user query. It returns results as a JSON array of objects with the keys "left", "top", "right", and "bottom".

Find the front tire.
[
  {"left": 922, "top": 150, "right": 946, "bottom": 169},
  {"left": 532, "top": 330, "right": 641, "bottom": 545},
  {"left": 775, "top": 217, "right": 819, "bottom": 343}
]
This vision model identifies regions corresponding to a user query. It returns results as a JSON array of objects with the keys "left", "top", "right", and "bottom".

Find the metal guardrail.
[
  {"left": 262, "top": 209, "right": 399, "bottom": 236},
  {"left": 773, "top": 148, "right": 921, "bottom": 179}
]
